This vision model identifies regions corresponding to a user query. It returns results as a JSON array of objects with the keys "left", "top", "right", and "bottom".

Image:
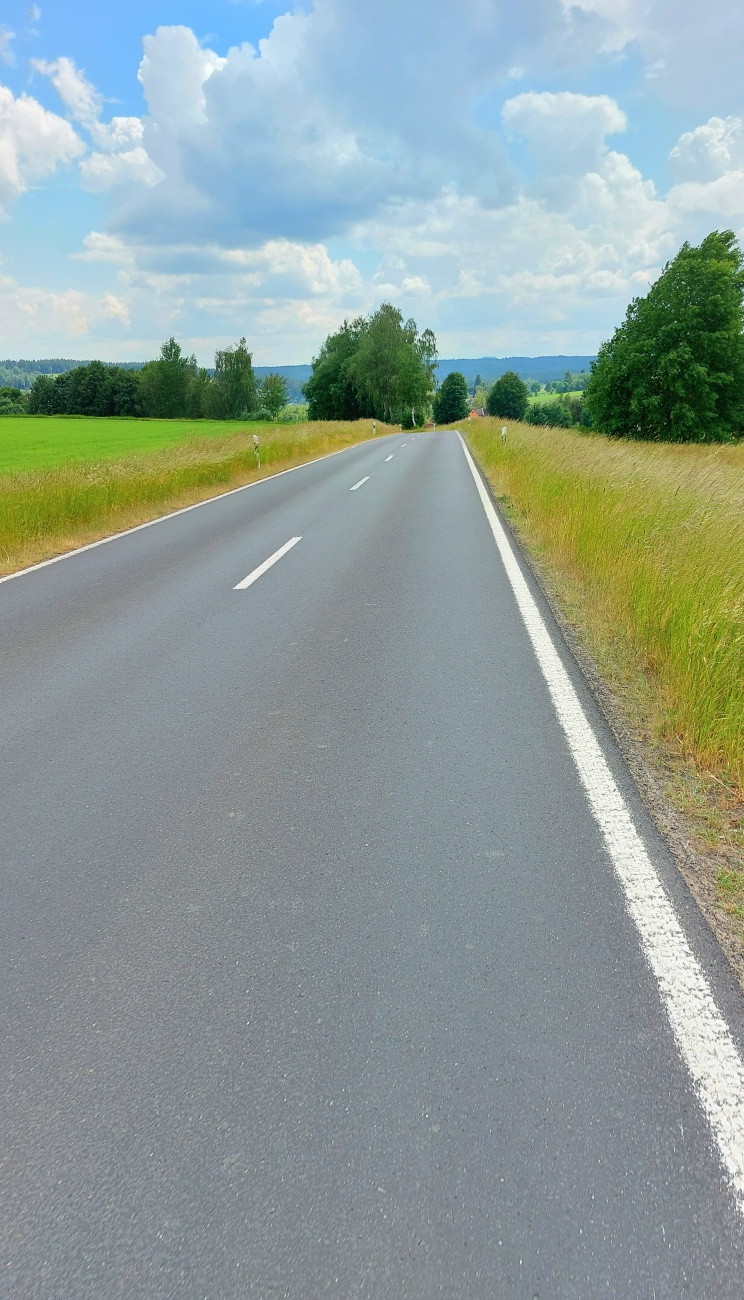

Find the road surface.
[{"left": 3, "top": 429, "right": 744, "bottom": 1297}]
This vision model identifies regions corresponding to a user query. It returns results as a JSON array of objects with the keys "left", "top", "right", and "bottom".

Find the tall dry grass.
[
  {"left": 467, "top": 418, "right": 744, "bottom": 795},
  {"left": 0, "top": 420, "right": 386, "bottom": 576}
]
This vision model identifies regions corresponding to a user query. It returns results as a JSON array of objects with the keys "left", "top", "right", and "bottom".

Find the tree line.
[{"left": 16, "top": 338, "right": 292, "bottom": 421}]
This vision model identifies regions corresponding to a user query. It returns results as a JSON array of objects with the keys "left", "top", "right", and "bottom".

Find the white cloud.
[
  {"left": 74, "top": 231, "right": 135, "bottom": 264},
  {"left": 31, "top": 56, "right": 102, "bottom": 131},
  {"left": 114, "top": 10, "right": 522, "bottom": 248},
  {"left": 0, "top": 276, "right": 130, "bottom": 344},
  {"left": 503, "top": 91, "right": 627, "bottom": 176},
  {"left": 0, "top": 83, "right": 83, "bottom": 212},
  {"left": 0, "top": 29, "right": 14, "bottom": 65},
  {"left": 32, "top": 57, "right": 163, "bottom": 192},
  {"left": 670, "top": 117, "right": 744, "bottom": 182},
  {"left": 666, "top": 117, "right": 744, "bottom": 232},
  {"left": 80, "top": 145, "right": 163, "bottom": 192},
  {"left": 562, "top": 0, "right": 646, "bottom": 51}
]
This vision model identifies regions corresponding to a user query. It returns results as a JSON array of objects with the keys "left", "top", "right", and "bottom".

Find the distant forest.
[{"left": 0, "top": 354, "right": 597, "bottom": 402}]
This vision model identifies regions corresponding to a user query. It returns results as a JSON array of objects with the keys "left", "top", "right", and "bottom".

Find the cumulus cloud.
[
  {"left": 32, "top": 56, "right": 163, "bottom": 192},
  {"left": 80, "top": 143, "right": 163, "bottom": 192},
  {"left": 0, "top": 275, "right": 129, "bottom": 345},
  {"left": 503, "top": 91, "right": 627, "bottom": 177},
  {"left": 31, "top": 56, "right": 102, "bottom": 131},
  {"left": 116, "top": 5, "right": 534, "bottom": 247},
  {"left": 0, "top": 83, "right": 83, "bottom": 212},
  {"left": 666, "top": 117, "right": 744, "bottom": 233},
  {"left": 669, "top": 117, "right": 744, "bottom": 182}
]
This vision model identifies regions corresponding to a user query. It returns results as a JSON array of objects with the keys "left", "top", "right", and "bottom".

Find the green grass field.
[
  {"left": 0, "top": 415, "right": 277, "bottom": 473},
  {"left": 527, "top": 389, "right": 583, "bottom": 404}
]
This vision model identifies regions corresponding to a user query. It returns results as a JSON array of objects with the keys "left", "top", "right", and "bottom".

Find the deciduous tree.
[
  {"left": 433, "top": 372, "right": 469, "bottom": 423},
  {"left": 486, "top": 371, "right": 529, "bottom": 420},
  {"left": 586, "top": 230, "right": 744, "bottom": 442},
  {"left": 260, "top": 373, "right": 289, "bottom": 419}
]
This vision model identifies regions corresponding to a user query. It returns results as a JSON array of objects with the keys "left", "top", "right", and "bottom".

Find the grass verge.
[
  {"left": 0, "top": 415, "right": 287, "bottom": 474},
  {"left": 0, "top": 419, "right": 386, "bottom": 577},
  {"left": 466, "top": 418, "right": 744, "bottom": 946}
]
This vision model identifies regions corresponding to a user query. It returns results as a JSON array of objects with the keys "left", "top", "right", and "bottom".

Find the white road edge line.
[
  {"left": 350, "top": 476, "right": 370, "bottom": 491},
  {"left": 384, "top": 455, "right": 394, "bottom": 462},
  {"left": 458, "top": 430, "right": 744, "bottom": 1210},
  {"left": 234, "top": 536, "right": 302, "bottom": 590},
  {"left": 0, "top": 440, "right": 369, "bottom": 587}
]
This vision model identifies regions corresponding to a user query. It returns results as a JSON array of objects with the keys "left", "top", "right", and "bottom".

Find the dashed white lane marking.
[
  {"left": 350, "top": 477, "right": 370, "bottom": 491},
  {"left": 459, "top": 431, "right": 744, "bottom": 1209},
  {"left": 384, "top": 455, "right": 394, "bottom": 462},
  {"left": 234, "top": 536, "right": 302, "bottom": 590}
]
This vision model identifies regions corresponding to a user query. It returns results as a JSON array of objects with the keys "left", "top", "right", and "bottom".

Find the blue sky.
[{"left": 1, "top": 0, "right": 743, "bottom": 363}]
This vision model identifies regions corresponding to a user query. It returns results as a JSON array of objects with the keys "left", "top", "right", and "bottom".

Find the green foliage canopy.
[
  {"left": 303, "top": 318, "right": 371, "bottom": 421},
  {"left": 207, "top": 337, "right": 257, "bottom": 420},
  {"left": 586, "top": 230, "right": 744, "bottom": 442},
  {"left": 260, "top": 373, "right": 289, "bottom": 419},
  {"left": 486, "top": 370, "right": 529, "bottom": 419},
  {"left": 433, "top": 371, "right": 469, "bottom": 423},
  {"left": 304, "top": 305, "right": 437, "bottom": 425},
  {"left": 140, "top": 338, "right": 195, "bottom": 419}
]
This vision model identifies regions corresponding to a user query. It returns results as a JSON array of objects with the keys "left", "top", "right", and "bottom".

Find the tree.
[
  {"left": 349, "top": 304, "right": 406, "bottom": 422},
  {"left": 486, "top": 371, "right": 529, "bottom": 419},
  {"left": 0, "top": 385, "right": 27, "bottom": 414},
  {"left": 304, "top": 318, "right": 370, "bottom": 420},
  {"left": 349, "top": 304, "right": 436, "bottom": 424},
  {"left": 140, "top": 338, "right": 193, "bottom": 418},
  {"left": 260, "top": 373, "right": 289, "bottom": 419},
  {"left": 433, "top": 372, "right": 469, "bottom": 423},
  {"left": 27, "top": 374, "right": 56, "bottom": 414},
  {"left": 208, "top": 337, "right": 256, "bottom": 419},
  {"left": 186, "top": 368, "right": 213, "bottom": 419},
  {"left": 306, "top": 306, "right": 436, "bottom": 424},
  {"left": 108, "top": 367, "right": 144, "bottom": 417},
  {"left": 586, "top": 230, "right": 744, "bottom": 442}
]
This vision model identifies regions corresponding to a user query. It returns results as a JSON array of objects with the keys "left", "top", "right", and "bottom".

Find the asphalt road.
[{"left": 3, "top": 429, "right": 744, "bottom": 1297}]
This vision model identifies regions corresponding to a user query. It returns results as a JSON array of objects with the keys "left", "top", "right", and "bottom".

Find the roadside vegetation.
[
  {"left": 466, "top": 416, "right": 744, "bottom": 906},
  {"left": 0, "top": 418, "right": 388, "bottom": 577},
  {"left": 586, "top": 230, "right": 744, "bottom": 443}
]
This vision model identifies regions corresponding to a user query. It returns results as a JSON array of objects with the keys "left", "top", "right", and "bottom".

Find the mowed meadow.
[
  {"left": 466, "top": 419, "right": 744, "bottom": 804},
  {"left": 0, "top": 415, "right": 386, "bottom": 575}
]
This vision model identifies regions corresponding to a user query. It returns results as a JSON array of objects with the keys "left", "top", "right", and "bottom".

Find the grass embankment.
[
  {"left": 466, "top": 418, "right": 743, "bottom": 911},
  {"left": 0, "top": 417, "right": 385, "bottom": 576}
]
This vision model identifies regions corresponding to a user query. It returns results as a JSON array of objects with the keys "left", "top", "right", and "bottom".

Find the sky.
[{"left": 1, "top": 0, "right": 743, "bottom": 365}]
